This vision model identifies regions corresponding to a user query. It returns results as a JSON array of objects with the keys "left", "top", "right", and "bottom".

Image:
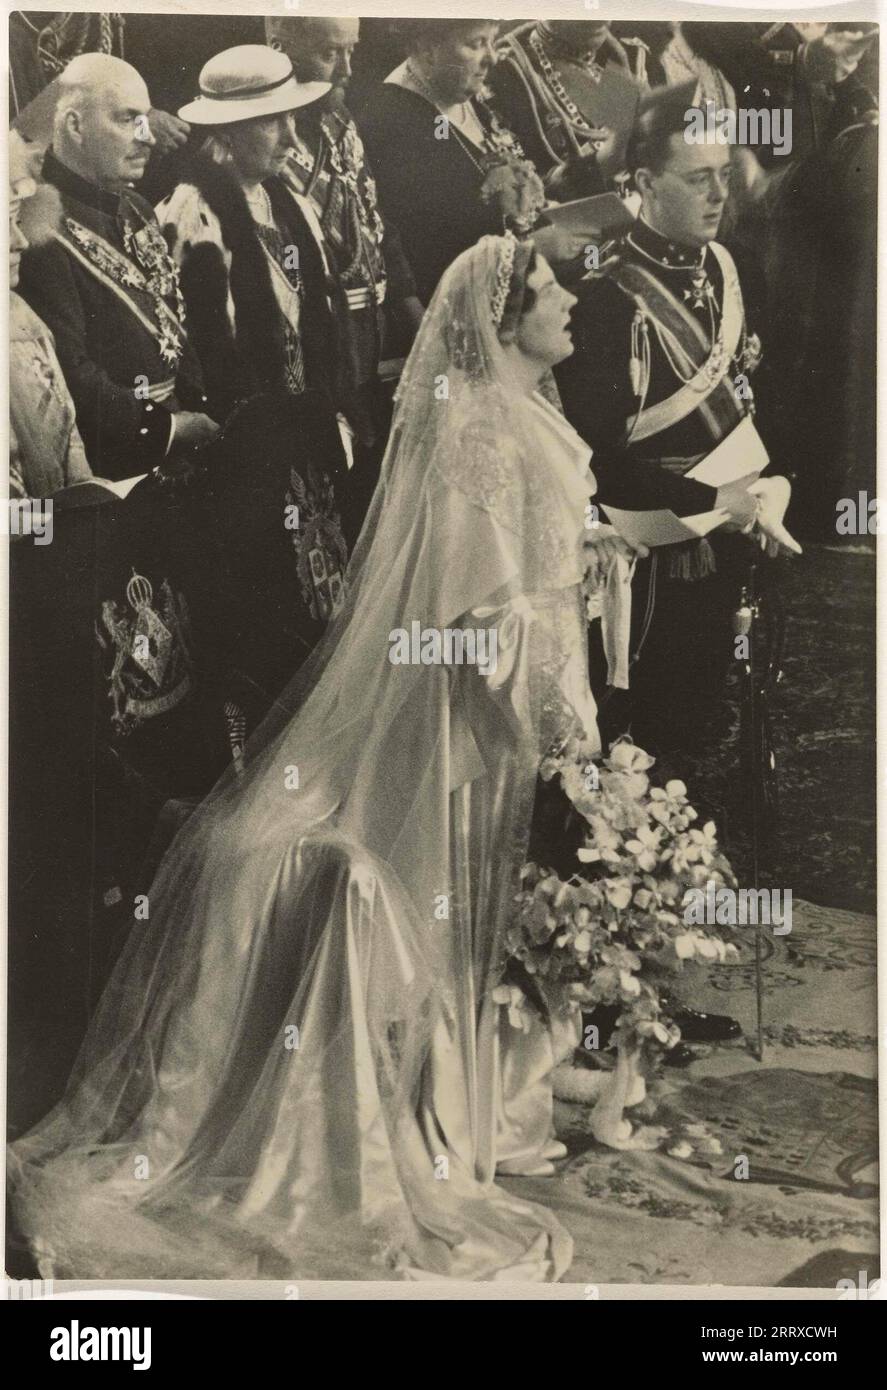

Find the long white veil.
[{"left": 9, "top": 237, "right": 593, "bottom": 1280}]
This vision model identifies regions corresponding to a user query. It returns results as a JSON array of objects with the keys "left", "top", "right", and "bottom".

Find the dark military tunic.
[
  {"left": 18, "top": 150, "right": 207, "bottom": 480},
  {"left": 556, "top": 217, "right": 764, "bottom": 756},
  {"left": 281, "top": 100, "right": 418, "bottom": 408},
  {"left": 556, "top": 218, "right": 763, "bottom": 511},
  {"left": 488, "top": 21, "right": 642, "bottom": 193}
]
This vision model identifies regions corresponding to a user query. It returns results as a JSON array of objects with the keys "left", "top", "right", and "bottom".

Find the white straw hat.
[{"left": 179, "top": 45, "right": 330, "bottom": 125}]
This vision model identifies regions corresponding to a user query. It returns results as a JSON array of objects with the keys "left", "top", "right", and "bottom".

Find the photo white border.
[{"left": 2, "top": 0, "right": 883, "bottom": 1302}]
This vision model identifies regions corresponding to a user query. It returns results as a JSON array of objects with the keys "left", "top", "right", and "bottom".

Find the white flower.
[
  {"left": 684, "top": 821, "right": 719, "bottom": 865},
  {"left": 697, "top": 1136, "right": 724, "bottom": 1156},
  {"left": 695, "top": 937, "right": 723, "bottom": 960},
  {"left": 604, "top": 878, "right": 633, "bottom": 910},
  {"left": 492, "top": 984, "right": 533, "bottom": 1031},
  {"left": 624, "top": 824, "right": 663, "bottom": 872},
  {"left": 649, "top": 780, "right": 687, "bottom": 824},
  {"left": 608, "top": 739, "right": 655, "bottom": 775},
  {"left": 636, "top": 1020, "right": 671, "bottom": 1044},
  {"left": 667, "top": 1141, "right": 694, "bottom": 1160}
]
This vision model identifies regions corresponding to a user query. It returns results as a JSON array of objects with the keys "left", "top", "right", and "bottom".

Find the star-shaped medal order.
[{"left": 683, "top": 268, "right": 715, "bottom": 310}]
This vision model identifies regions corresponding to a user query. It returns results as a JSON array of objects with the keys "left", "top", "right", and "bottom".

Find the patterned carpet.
[
  {"left": 671, "top": 542, "right": 876, "bottom": 915},
  {"left": 503, "top": 900, "right": 878, "bottom": 1288}
]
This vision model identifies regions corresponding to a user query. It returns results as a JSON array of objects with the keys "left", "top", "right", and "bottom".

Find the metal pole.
[{"left": 747, "top": 553, "right": 765, "bottom": 1062}]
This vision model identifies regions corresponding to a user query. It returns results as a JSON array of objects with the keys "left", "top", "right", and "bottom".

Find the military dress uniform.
[
  {"left": 555, "top": 216, "right": 765, "bottom": 756},
  {"left": 279, "top": 98, "right": 420, "bottom": 520},
  {"left": 280, "top": 101, "right": 418, "bottom": 437},
  {"left": 18, "top": 149, "right": 207, "bottom": 480},
  {"left": 488, "top": 22, "right": 642, "bottom": 195}
]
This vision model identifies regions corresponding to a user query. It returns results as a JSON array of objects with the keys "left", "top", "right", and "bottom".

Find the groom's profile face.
[{"left": 638, "top": 136, "right": 732, "bottom": 248}]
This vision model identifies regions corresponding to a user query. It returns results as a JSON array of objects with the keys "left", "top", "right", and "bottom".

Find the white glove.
[{"left": 747, "top": 476, "right": 803, "bottom": 556}]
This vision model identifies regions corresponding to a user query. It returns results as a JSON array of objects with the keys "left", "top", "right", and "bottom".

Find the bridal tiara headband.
[
  {"left": 490, "top": 234, "right": 518, "bottom": 328},
  {"left": 490, "top": 233, "right": 534, "bottom": 338}
]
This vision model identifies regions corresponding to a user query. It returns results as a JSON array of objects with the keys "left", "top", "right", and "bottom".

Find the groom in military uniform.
[
  {"left": 18, "top": 53, "right": 217, "bottom": 481},
  {"left": 555, "top": 85, "right": 780, "bottom": 1055},
  {"left": 556, "top": 83, "right": 768, "bottom": 760}
]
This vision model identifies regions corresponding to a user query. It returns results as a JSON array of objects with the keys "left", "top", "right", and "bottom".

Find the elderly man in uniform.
[
  {"left": 10, "top": 12, "right": 190, "bottom": 167},
  {"left": 17, "top": 53, "right": 218, "bottom": 481},
  {"left": 265, "top": 15, "right": 424, "bottom": 511}
]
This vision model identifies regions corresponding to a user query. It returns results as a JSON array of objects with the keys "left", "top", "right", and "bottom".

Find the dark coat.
[{"left": 359, "top": 83, "right": 504, "bottom": 303}]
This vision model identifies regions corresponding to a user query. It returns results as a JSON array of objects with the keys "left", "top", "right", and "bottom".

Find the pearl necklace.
[
  {"left": 403, "top": 62, "right": 489, "bottom": 150},
  {"left": 404, "top": 62, "right": 525, "bottom": 178},
  {"left": 245, "top": 185, "right": 273, "bottom": 226}
]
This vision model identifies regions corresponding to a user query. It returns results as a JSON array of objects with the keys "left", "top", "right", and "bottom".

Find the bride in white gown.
[{"left": 9, "top": 234, "right": 604, "bottom": 1282}]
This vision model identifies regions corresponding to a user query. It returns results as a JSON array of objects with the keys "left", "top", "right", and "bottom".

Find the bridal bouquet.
[{"left": 501, "top": 737, "right": 738, "bottom": 1060}]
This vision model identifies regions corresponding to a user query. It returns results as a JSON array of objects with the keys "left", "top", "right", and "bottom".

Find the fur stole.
[{"left": 159, "top": 154, "right": 338, "bottom": 423}]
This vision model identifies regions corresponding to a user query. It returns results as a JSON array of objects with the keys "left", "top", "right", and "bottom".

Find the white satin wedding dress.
[{"left": 9, "top": 237, "right": 600, "bottom": 1282}]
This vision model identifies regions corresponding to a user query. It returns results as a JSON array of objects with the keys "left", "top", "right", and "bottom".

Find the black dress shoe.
[
  {"left": 669, "top": 1006, "right": 742, "bottom": 1043},
  {"left": 663, "top": 1042, "right": 697, "bottom": 1068}
]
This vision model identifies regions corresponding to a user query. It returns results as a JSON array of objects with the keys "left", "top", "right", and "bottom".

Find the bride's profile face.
[{"left": 515, "top": 256, "right": 577, "bottom": 368}]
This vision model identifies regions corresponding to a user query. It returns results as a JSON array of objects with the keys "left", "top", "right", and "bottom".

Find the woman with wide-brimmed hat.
[{"left": 157, "top": 46, "right": 347, "bottom": 426}]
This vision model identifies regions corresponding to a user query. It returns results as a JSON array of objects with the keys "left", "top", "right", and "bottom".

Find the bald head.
[
  {"left": 265, "top": 16, "right": 360, "bottom": 92},
  {"left": 54, "top": 53, "right": 155, "bottom": 189}
]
